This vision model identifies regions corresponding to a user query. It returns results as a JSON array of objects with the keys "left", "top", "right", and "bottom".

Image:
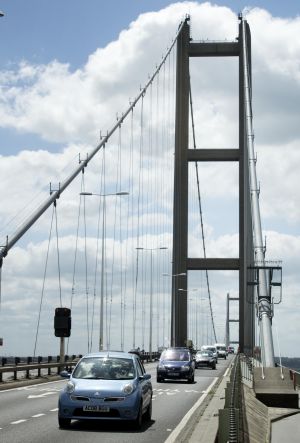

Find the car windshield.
[
  {"left": 205, "top": 347, "right": 215, "bottom": 353},
  {"left": 161, "top": 350, "right": 190, "bottom": 361},
  {"left": 72, "top": 357, "right": 136, "bottom": 380},
  {"left": 198, "top": 351, "right": 212, "bottom": 357}
]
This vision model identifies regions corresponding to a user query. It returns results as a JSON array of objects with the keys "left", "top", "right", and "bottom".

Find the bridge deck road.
[{"left": 0, "top": 357, "right": 232, "bottom": 443}]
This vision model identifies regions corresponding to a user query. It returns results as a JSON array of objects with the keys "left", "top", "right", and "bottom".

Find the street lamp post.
[
  {"left": 136, "top": 247, "right": 167, "bottom": 360},
  {"left": 80, "top": 191, "right": 129, "bottom": 351}
]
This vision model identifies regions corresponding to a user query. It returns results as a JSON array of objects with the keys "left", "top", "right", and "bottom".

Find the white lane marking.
[
  {"left": 164, "top": 377, "right": 219, "bottom": 443},
  {"left": 0, "top": 379, "right": 65, "bottom": 393},
  {"left": 28, "top": 391, "right": 57, "bottom": 399},
  {"left": 167, "top": 429, "right": 172, "bottom": 432},
  {"left": 166, "top": 392, "right": 176, "bottom": 395},
  {"left": 11, "top": 419, "right": 27, "bottom": 425},
  {"left": 50, "top": 408, "right": 59, "bottom": 412},
  {"left": 184, "top": 389, "right": 199, "bottom": 393},
  {"left": 32, "top": 413, "right": 45, "bottom": 418},
  {"left": 223, "top": 367, "right": 230, "bottom": 377}
]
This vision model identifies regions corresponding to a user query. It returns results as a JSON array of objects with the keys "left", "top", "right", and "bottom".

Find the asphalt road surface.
[{"left": 0, "top": 357, "right": 232, "bottom": 443}]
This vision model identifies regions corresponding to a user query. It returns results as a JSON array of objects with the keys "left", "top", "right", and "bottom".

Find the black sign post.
[{"left": 54, "top": 308, "right": 71, "bottom": 367}]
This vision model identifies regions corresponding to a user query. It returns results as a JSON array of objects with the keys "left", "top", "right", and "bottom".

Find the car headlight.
[
  {"left": 122, "top": 383, "right": 135, "bottom": 395},
  {"left": 158, "top": 364, "right": 165, "bottom": 369},
  {"left": 181, "top": 365, "right": 190, "bottom": 371},
  {"left": 65, "top": 381, "right": 75, "bottom": 394}
]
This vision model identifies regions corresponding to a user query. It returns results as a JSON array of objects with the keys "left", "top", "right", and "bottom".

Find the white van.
[{"left": 215, "top": 343, "right": 227, "bottom": 359}]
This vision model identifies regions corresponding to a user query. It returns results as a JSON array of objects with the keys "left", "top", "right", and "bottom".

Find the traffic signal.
[{"left": 54, "top": 307, "right": 71, "bottom": 337}]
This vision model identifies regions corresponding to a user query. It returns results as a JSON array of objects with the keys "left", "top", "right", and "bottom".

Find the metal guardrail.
[
  {"left": 218, "top": 354, "right": 241, "bottom": 443},
  {"left": 239, "top": 354, "right": 300, "bottom": 392},
  {"left": 288, "top": 368, "right": 300, "bottom": 390},
  {"left": 0, "top": 355, "right": 81, "bottom": 383},
  {"left": 0, "top": 351, "right": 160, "bottom": 384}
]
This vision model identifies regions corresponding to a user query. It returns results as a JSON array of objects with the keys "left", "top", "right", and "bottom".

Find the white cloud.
[{"left": 0, "top": 2, "right": 299, "bottom": 357}]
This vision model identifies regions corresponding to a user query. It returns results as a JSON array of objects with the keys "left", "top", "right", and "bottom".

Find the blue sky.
[
  {"left": 0, "top": 1, "right": 298, "bottom": 70},
  {"left": 0, "top": 1, "right": 300, "bottom": 357},
  {"left": 0, "top": 0, "right": 298, "bottom": 156}
]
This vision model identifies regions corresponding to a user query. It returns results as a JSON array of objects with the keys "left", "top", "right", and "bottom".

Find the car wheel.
[
  {"left": 188, "top": 373, "right": 194, "bottom": 383},
  {"left": 58, "top": 417, "right": 71, "bottom": 429},
  {"left": 133, "top": 402, "right": 143, "bottom": 430},
  {"left": 144, "top": 398, "right": 152, "bottom": 421},
  {"left": 157, "top": 376, "right": 163, "bottom": 382},
  {"left": 212, "top": 364, "right": 216, "bottom": 370}
]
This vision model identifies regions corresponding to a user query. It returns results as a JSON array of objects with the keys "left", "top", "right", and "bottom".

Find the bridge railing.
[
  {"left": 288, "top": 368, "right": 300, "bottom": 390},
  {"left": 0, "top": 352, "right": 160, "bottom": 384},
  {"left": 0, "top": 355, "right": 82, "bottom": 383}
]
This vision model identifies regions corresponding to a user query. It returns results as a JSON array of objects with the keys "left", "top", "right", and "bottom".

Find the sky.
[{"left": 0, "top": 1, "right": 299, "bottom": 358}]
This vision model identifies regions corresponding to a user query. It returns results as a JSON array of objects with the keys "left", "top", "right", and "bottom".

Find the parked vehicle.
[
  {"left": 195, "top": 350, "right": 216, "bottom": 369},
  {"left": 215, "top": 343, "right": 227, "bottom": 359},
  {"left": 156, "top": 347, "right": 195, "bottom": 383},
  {"left": 58, "top": 351, "right": 152, "bottom": 429},
  {"left": 201, "top": 345, "right": 218, "bottom": 363}
]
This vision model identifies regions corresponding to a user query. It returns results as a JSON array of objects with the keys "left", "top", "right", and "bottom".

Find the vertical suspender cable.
[
  {"left": 67, "top": 171, "right": 84, "bottom": 353},
  {"left": 133, "top": 95, "right": 144, "bottom": 348},
  {"left": 54, "top": 202, "right": 63, "bottom": 308},
  {"left": 189, "top": 79, "right": 217, "bottom": 343},
  {"left": 81, "top": 171, "right": 91, "bottom": 352},
  {"left": 33, "top": 205, "right": 55, "bottom": 356}
]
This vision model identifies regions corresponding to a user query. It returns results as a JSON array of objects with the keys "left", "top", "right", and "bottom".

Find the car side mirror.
[
  {"left": 60, "top": 370, "right": 71, "bottom": 379},
  {"left": 139, "top": 373, "right": 151, "bottom": 381}
]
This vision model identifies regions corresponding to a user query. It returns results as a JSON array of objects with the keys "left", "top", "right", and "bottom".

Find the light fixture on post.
[
  {"left": 136, "top": 247, "right": 168, "bottom": 360},
  {"left": 80, "top": 191, "right": 129, "bottom": 351}
]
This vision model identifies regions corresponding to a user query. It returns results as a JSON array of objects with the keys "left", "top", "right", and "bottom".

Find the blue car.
[
  {"left": 58, "top": 351, "right": 152, "bottom": 429},
  {"left": 156, "top": 347, "right": 195, "bottom": 383}
]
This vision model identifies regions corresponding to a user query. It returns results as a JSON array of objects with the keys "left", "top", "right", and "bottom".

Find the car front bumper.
[{"left": 58, "top": 391, "right": 141, "bottom": 421}]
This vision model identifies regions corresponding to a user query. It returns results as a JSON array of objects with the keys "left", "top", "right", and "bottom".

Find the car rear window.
[{"left": 161, "top": 350, "right": 190, "bottom": 361}]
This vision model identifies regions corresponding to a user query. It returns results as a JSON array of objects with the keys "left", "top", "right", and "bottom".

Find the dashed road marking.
[
  {"left": 11, "top": 419, "right": 27, "bottom": 425},
  {"left": 28, "top": 391, "right": 58, "bottom": 399},
  {"left": 50, "top": 408, "right": 59, "bottom": 412},
  {"left": 32, "top": 413, "right": 45, "bottom": 418}
]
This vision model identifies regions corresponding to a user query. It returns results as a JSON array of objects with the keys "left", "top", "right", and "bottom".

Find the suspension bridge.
[{"left": 0, "top": 13, "right": 299, "bottom": 443}]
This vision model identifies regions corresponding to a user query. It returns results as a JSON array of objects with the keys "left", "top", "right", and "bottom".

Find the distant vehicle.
[
  {"left": 215, "top": 343, "right": 227, "bottom": 359},
  {"left": 156, "top": 347, "right": 195, "bottom": 383},
  {"left": 201, "top": 345, "right": 218, "bottom": 363},
  {"left": 128, "top": 348, "right": 141, "bottom": 357},
  {"left": 58, "top": 351, "right": 152, "bottom": 429},
  {"left": 227, "top": 346, "right": 235, "bottom": 354},
  {"left": 195, "top": 351, "right": 216, "bottom": 370}
]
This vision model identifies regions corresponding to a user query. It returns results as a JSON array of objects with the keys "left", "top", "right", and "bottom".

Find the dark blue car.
[{"left": 156, "top": 347, "right": 195, "bottom": 383}]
